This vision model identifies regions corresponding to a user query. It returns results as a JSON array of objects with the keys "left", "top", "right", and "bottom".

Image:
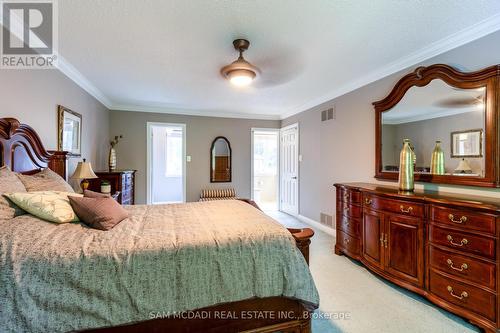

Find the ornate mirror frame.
[
  {"left": 373, "top": 64, "right": 500, "bottom": 188},
  {"left": 210, "top": 136, "right": 232, "bottom": 183}
]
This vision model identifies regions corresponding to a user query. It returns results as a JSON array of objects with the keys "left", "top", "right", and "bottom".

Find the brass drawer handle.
[
  {"left": 400, "top": 205, "right": 413, "bottom": 214},
  {"left": 447, "top": 286, "right": 468, "bottom": 300},
  {"left": 448, "top": 214, "right": 467, "bottom": 224},
  {"left": 344, "top": 193, "right": 350, "bottom": 201},
  {"left": 345, "top": 221, "right": 350, "bottom": 227},
  {"left": 446, "top": 259, "right": 468, "bottom": 272},
  {"left": 344, "top": 206, "right": 350, "bottom": 211},
  {"left": 364, "top": 198, "right": 372, "bottom": 205},
  {"left": 446, "top": 235, "right": 468, "bottom": 247},
  {"left": 344, "top": 238, "right": 350, "bottom": 244}
]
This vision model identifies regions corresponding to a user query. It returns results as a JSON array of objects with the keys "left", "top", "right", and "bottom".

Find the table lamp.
[{"left": 71, "top": 158, "right": 98, "bottom": 192}]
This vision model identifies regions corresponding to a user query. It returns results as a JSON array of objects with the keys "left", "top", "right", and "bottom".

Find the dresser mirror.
[
  {"left": 374, "top": 64, "right": 500, "bottom": 187},
  {"left": 210, "top": 136, "right": 232, "bottom": 182}
]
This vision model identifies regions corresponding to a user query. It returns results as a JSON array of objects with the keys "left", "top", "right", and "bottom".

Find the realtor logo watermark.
[{"left": 1, "top": 0, "right": 57, "bottom": 68}]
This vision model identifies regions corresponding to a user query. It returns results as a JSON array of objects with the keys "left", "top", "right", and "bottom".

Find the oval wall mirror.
[{"left": 210, "top": 136, "right": 232, "bottom": 183}]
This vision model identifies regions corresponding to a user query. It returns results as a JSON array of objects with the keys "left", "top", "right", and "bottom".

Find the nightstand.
[{"left": 87, "top": 170, "right": 136, "bottom": 205}]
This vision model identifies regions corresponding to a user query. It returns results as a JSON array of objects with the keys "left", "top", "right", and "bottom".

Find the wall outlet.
[{"left": 186, "top": 155, "right": 192, "bottom": 162}]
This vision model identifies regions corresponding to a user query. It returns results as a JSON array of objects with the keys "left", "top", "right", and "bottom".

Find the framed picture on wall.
[
  {"left": 450, "top": 129, "right": 483, "bottom": 158},
  {"left": 57, "top": 105, "right": 82, "bottom": 156}
]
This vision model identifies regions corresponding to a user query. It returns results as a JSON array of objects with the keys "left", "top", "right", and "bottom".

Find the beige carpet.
[{"left": 266, "top": 211, "right": 480, "bottom": 333}]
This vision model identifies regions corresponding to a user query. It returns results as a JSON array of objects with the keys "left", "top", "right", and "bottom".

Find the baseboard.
[{"left": 296, "top": 214, "right": 335, "bottom": 236}]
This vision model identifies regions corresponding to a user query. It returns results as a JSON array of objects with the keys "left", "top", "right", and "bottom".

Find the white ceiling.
[
  {"left": 382, "top": 80, "right": 485, "bottom": 124},
  {"left": 56, "top": 0, "right": 500, "bottom": 119}
]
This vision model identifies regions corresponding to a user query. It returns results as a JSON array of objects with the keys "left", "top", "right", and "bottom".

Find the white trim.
[
  {"left": 57, "top": 56, "right": 113, "bottom": 108},
  {"left": 280, "top": 12, "right": 500, "bottom": 119},
  {"left": 146, "top": 122, "right": 187, "bottom": 204},
  {"left": 112, "top": 104, "right": 281, "bottom": 120},
  {"left": 250, "top": 128, "right": 280, "bottom": 207},
  {"left": 296, "top": 214, "right": 335, "bottom": 237},
  {"left": 279, "top": 123, "right": 299, "bottom": 215}
]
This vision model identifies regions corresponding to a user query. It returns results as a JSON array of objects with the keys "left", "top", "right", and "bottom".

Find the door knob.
[{"left": 291, "top": 176, "right": 297, "bottom": 179}]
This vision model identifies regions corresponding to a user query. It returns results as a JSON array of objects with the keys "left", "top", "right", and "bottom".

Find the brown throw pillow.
[
  {"left": 83, "top": 189, "right": 110, "bottom": 198},
  {"left": 17, "top": 168, "right": 74, "bottom": 193},
  {"left": 69, "top": 196, "right": 129, "bottom": 230}
]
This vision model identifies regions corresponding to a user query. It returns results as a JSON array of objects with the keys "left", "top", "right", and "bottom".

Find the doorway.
[
  {"left": 251, "top": 128, "right": 279, "bottom": 211},
  {"left": 147, "top": 122, "right": 186, "bottom": 204},
  {"left": 280, "top": 123, "right": 299, "bottom": 215}
]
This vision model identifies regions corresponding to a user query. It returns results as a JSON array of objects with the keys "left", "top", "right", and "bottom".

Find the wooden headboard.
[{"left": 0, "top": 118, "right": 68, "bottom": 179}]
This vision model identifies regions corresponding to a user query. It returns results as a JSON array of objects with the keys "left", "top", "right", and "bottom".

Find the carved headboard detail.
[{"left": 0, "top": 118, "right": 68, "bottom": 179}]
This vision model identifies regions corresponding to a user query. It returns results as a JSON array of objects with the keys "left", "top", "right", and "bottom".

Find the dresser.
[
  {"left": 335, "top": 183, "right": 499, "bottom": 333},
  {"left": 88, "top": 170, "right": 136, "bottom": 205}
]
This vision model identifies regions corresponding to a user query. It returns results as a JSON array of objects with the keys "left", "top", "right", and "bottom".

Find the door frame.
[
  {"left": 250, "top": 128, "right": 280, "bottom": 207},
  {"left": 146, "top": 122, "right": 187, "bottom": 204},
  {"left": 279, "top": 123, "right": 299, "bottom": 215}
]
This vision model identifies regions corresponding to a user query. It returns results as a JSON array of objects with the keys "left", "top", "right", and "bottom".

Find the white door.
[
  {"left": 147, "top": 122, "right": 186, "bottom": 204},
  {"left": 280, "top": 123, "right": 299, "bottom": 215},
  {"left": 251, "top": 128, "right": 279, "bottom": 211}
]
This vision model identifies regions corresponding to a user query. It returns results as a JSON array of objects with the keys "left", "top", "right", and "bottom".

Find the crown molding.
[
  {"left": 111, "top": 104, "right": 281, "bottom": 120},
  {"left": 56, "top": 55, "right": 113, "bottom": 108},
  {"left": 279, "top": 12, "right": 500, "bottom": 120}
]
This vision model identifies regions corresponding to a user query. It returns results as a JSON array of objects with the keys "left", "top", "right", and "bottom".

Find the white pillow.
[{"left": 4, "top": 191, "right": 83, "bottom": 223}]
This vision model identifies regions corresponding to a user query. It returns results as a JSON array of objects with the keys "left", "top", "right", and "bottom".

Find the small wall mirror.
[{"left": 210, "top": 136, "right": 231, "bottom": 182}]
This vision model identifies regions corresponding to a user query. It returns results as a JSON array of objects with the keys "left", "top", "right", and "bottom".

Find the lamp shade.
[
  {"left": 70, "top": 159, "right": 98, "bottom": 179},
  {"left": 455, "top": 158, "right": 472, "bottom": 173}
]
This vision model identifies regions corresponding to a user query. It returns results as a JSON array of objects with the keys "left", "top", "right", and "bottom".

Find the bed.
[{"left": 0, "top": 118, "right": 319, "bottom": 333}]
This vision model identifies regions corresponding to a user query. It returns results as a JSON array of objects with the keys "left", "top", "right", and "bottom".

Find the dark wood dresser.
[
  {"left": 88, "top": 170, "right": 136, "bottom": 205},
  {"left": 335, "top": 183, "right": 499, "bottom": 333}
]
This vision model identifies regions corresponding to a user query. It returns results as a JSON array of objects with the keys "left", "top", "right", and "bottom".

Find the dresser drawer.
[
  {"left": 429, "top": 246, "right": 496, "bottom": 290},
  {"left": 363, "top": 194, "right": 424, "bottom": 217},
  {"left": 337, "top": 230, "right": 360, "bottom": 256},
  {"left": 429, "top": 225, "right": 495, "bottom": 260},
  {"left": 340, "top": 188, "right": 361, "bottom": 205},
  {"left": 338, "top": 215, "right": 360, "bottom": 237},
  {"left": 340, "top": 201, "right": 362, "bottom": 219},
  {"left": 429, "top": 270, "right": 496, "bottom": 321},
  {"left": 430, "top": 205, "right": 496, "bottom": 235}
]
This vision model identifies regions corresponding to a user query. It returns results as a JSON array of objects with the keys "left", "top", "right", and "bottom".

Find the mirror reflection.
[
  {"left": 211, "top": 137, "right": 231, "bottom": 182},
  {"left": 381, "top": 79, "right": 485, "bottom": 177}
]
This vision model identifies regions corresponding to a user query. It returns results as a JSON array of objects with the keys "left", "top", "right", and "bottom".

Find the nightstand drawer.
[
  {"left": 337, "top": 230, "right": 360, "bottom": 256},
  {"left": 363, "top": 194, "right": 424, "bottom": 217},
  {"left": 340, "top": 201, "right": 362, "bottom": 219}
]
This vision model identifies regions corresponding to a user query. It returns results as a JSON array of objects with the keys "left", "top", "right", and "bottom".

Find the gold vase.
[
  {"left": 108, "top": 147, "right": 117, "bottom": 171},
  {"left": 398, "top": 139, "right": 414, "bottom": 192},
  {"left": 430, "top": 141, "right": 445, "bottom": 175}
]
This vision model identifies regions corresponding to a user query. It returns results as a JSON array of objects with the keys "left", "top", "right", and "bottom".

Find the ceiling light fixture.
[{"left": 221, "top": 39, "right": 259, "bottom": 87}]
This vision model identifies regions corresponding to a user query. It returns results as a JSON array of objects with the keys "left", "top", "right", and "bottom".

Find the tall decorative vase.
[
  {"left": 108, "top": 147, "right": 117, "bottom": 172},
  {"left": 430, "top": 141, "right": 445, "bottom": 175},
  {"left": 398, "top": 139, "right": 414, "bottom": 192}
]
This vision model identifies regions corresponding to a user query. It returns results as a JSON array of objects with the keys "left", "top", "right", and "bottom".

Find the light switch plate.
[
  {"left": 186, "top": 155, "right": 192, "bottom": 162},
  {"left": 299, "top": 155, "right": 303, "bottom": 162}
]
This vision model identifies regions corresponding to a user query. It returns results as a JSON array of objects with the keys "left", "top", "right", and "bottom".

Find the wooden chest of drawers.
[
  {"left": 334, "top": 183, "right": 500, "bottom": 333},
  {"left": 88, "top": 170, "right": 136, "bottom": 205}
]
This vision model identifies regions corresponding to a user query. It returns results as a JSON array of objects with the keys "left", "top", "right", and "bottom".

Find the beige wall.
[
  {"left": 0, "top": 69, "right": 109, "bottom": 184},
  {"left": 282, "top": 30, "right": 500, "bottom": 223},
  {"left": 385, "top": 111, "right": 484, "bottom": 175},
  {"left": 109, "top": 110, "right": 280, "bottom": 203}
]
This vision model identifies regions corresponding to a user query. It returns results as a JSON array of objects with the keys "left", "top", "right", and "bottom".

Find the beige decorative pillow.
[
  {"left": 0, "top": 166, "right": 26, "bottom": 219},
  {"left": 4, "top": 191, "right": 82, "bottom": 223},
  {"left": 17, "top": 168, "right": 74, "bottom": 193}
]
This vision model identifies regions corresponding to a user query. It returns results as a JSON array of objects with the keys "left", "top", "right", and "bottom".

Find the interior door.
[
  {"left": 362, "top": 209, "right": 384, "bottom": 270},
  {"left": 384, "top": 214, "right": 424, "bottom": 287},
  {"left": 280, "top": 124, "right": 299, "bottom": 215}
]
